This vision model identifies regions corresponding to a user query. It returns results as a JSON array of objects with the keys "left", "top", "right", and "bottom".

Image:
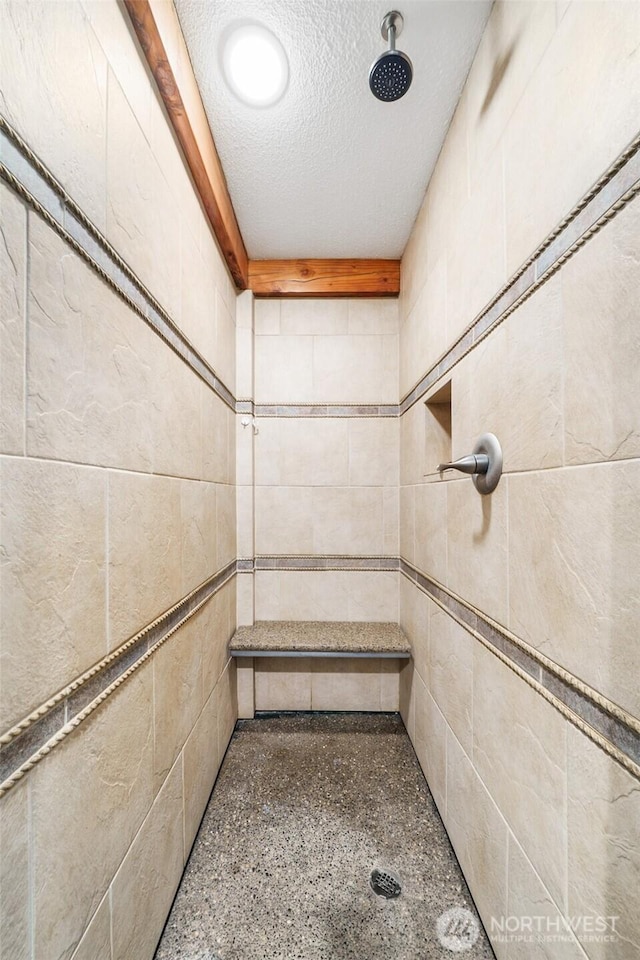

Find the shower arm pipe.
[
  {"left": 437, "top": 454, "right": 489, "bottom": 475},
  {"left": 388, "top": 23, "right": 396, "bottom": 51}
]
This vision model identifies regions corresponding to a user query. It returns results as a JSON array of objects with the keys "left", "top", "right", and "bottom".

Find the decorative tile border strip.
[
  {"left": 254, "top": 404, "right": 399, "bottom": 418},
  {"left": 400, "top": 559, "right": 640, "bottom": 780},
  {"left": 400, "top": 132, "right": 640, "bottom": 415},
  {"left": 0, "top": 560, "right": 237, "bottom": 798},
  {"left": 252, "top": 555, "right": 401, "bottom": 572},
  {"left": 0, "top": 116, "right": 237, "bottom": 413}
]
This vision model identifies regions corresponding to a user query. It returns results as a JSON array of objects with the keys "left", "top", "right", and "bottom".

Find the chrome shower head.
[{"left": 369, "top": 11, "right": 413, "bottom": 102}]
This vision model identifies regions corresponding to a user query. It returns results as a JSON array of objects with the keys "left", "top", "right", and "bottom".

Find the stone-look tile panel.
[
  {"left": 183, "top": 686, "right": 221, "bottom": 853},
  {"left": 473, "top": 644, "right": 567, "bottom": 907},
  {"left": 347, "top": 298, "right": 399, "bottom": 336},
  {"left": 313, "top": 334, "right": 399, "bottom": 404},
  {"left": 429, "top": 603, "right": 473, "bottom": 755},
  {"left": 254, "top": 299, "right": 281, "bottom": 335},
  {"left": 106, "top": 74, "right": 181, "bottom": 325},
  {"left": 26, "top": 217, "right": 158, "bottom": 472},
  {"left": 506, "top": 838, "right": 586, "bottom": 960},
  {"left": 216, "top": 659, "right": 238, "bottom": 762},
  {"left": 0, "top": 457, "right": 106, "bottom": 730},
  {"left": 280, "top": 298, "right": 348, "bottom": 336},
  {"left": 254, "top": 335, "right": 314, "bottom": 403},
  {"left": 382, "top": 486, "right": 399, "bottom": 557},
  {"left": 446, "top": 730, "right": 509, "bottom": 950},
  {"left": 447, "top": 476, "right": 509, "bottom": 627},
  {"left": 0, "top": 183, "right": 25, "bottom": 455},
  {"left": 509, "top": 461, "right": 640, "bottom": 718},
  {"left": 399, "top": 575, "right": 429, "bottom": 682},
  {"left": 108, "top": 471, "right": 181, "bottom": 649},
  {"left": 236, "top": 484, "right": 253, "bottom": 559},
  {"left": 70, "top": 894, "right": 112, "bottom": 960},
  {"left": 152, "top": 338, "right": 203, "bottom": 481},
  {"left": 567, "top": 726, "right": 640, "bottom": 960},
  {"left": 254, "top": 571, "right": 399, "bottom": 623},
  {"left": 453, "top": 276, "right": 564, "bottom": 473},
  {"left": 0, "top": 778, "right": 30, "bottom": 960},
  {"left": 255, "top": 658, "right": 312, "bottom": 711},
  {"left": 255, "top": 418, "right": 350, "bottom": 487},
  {"left": 414, "top": 481, "right": 447, "bottom": 586},
  {"left": 400, "top": 255, "right": 448, "bottom": 398},
  {"left": 348, "top": 418, "right": 399, "bottom": 487},
  {"left": 215, "top": 483, "right": 237, "bottom": 570},
  {"left": 201, "top": 583, "right": 235, "bottom": 702},
  {"left": 215, "top": 288, "right": 236, "bottom": 397},
  {"left": 30, "top": 671, "right": 154, "bottom": 960},
  {"left": 446, "top": 153, "right": 506, "bottom": 345},
  {"left": 412, "top": 673, "right": 447, "bottom": 815},
  {"left": 236, "top": 572, "right": 254, "bottom": 628},
  {"left": 504, "top": 0, "right": 640, "bottom": 276},
  {"left": 0, "top": 0, "right": 108, "bottom": 230},
  {"left": 399, "top": 485, "right": 415, "bottom": 567},
  {"left": 400, "top": 401, "right": 425, "bottom": 486},
  {"left": 563, "top": 198, "right": 640, "bottom": 465},
  {"left": 311, "top": 659, "right": 399, "bottom": 712},
  {"left": 153, "top": 617, "right": 203, "bottom": 791},
  {"left": 202, "top": 387, "right": 232, "bottom": 485},
  {"left": 180, "top": 479, "right": 217, "bottom": 595},
  {"left": 111, "top": 758, "right": 184, "bottom": 960}
]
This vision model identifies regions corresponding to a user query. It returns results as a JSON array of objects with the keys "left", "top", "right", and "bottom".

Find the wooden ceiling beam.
[
  {"left": 248, "top": 259, "right": 401, "bottom": 298},
  {"left": 124, "top": 0, "right": 249, "bottom": 289}
]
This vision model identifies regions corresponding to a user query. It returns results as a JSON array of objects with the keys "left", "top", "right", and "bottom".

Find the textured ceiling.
[{"left": 174, "top": 0, "right": 492, "bottom": 259}]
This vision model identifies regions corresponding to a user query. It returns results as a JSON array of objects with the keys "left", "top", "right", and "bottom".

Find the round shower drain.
[{"left": 370, "top": 868, "right": 402, "bottom": 899}]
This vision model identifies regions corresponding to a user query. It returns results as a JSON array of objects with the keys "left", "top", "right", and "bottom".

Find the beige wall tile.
[
  {"left": 255, "top": 419, "right": 350, "bottom": 487},
  {"left": 398, "top": 660, "right": 415, "bottom": 741},
  {"left": 215, "top": 482, "right": 236, "bottom": 569},
  {"left": 254, "top": 486, "right": 314, "bottom": 555},
  {"left": 180, "top": 479, "right": 217, "bottom": 593},
  {"left": 446, "top": 729, "right": 509, "bottom": 948},
  {"left": 348, "top": 299, "right": 399, "bottom": 336},
  {"left": 348, "top": 419, "right": 399, "bottom": 487},
  {"left": 236, "top": 572, "right": 255, "bottom": 627},
  {"left": 200, "top": 585, "right": 235, "bottom": 703},
  {"left": 399, "top": 576, "right": 429, "bottom": 681},
  {"left": 30, "top": 670, "right": 154, "bottom": 960},
  {"left": 236, "top": 484, "right": 254, "bottom": 559},
  {"left": 414, "top": 481, "right": 447, "bottom": 584},
  {"left": 0, "top": 184, "right": 25, "bottom": 455},
  {"left": 151, "top": 336, "right": 203, "bottom": 481},
  {"left": 106, "top": 74, "right": 181, "bottom": 323},
  {"left": 563, "top": 198, "right": 640, "bottom": 465},
  {"left": 400, "top": 402, "right": 425, "bottom": 486},
  {"left": 509, "top": 461, "right": 640, "bottom": 717},
  {"left": 382, "top": 486, "right": 399, "bottom": 556},
  {"left": 108, "top": 471, "right": 181, "bottom": 648},
  {"left": 311, "top": 658, "right": 388, "bottom": 711},
  {"left": 235, "top": 319, "right": 253, "bottom": 400},
  {"left": 152, "top": 617, "right": 203, "bottom": 790},
  {"left": 473, "top": 644, "right": 566, "bottom": 907},
  {"left": 413, "top": 677, "right": 447, "bottom": 815},
  {"left": 201, "top": 389, "right": 231, "bottom": 485},
  {"left": 380, "top": 660, "right": 400, "bottom": 711},
  {"left": 399, "top": 485, "right": 415, "bottom": 566},
  {"left": 254, "top": 571, "right": 398, "bottom": 623},
  {"left": 506, "top": 837, "right": 586, "bottom": 960},
  {"left": 0, "top": 457, "right": 106, "bottom": 730},
  {"left": 0, "top": 778, "right": 30, "bottom": 960},
  {"left": 281, "top": 298, "right": 348, "bottom": 335},
  {"left": 255, "top": 657, "right": 312, "bottom": 711},
  {"left": 215, "top": 289, "right": 236, "bottom": 395},
  {"left": 504, "top": 1, "right": 640, "bottom": 275},
  {"left": 0, "top": 0, "right": 108, "bottom": 230},
  {"left": 254, "top": 299, "right": 280, "bottom": 335},
  {"left": 216, "top": 658, "right": 237, "bottom": 760},
  {"left": 313, "top": 334, "right": 398, "bottom": 404},
  {"left": 236, "top": 413, "right": 254, "bottom": 486},
  {"left": 111, "top": 758, "right": 184, "bottom": 960},
  {"left": 236, "top": 658, "right": 255, "bottom": 719},
  {"left": 183, "top": 685, "right": 220, "bottom": 852},
  {"left": 345, "top": 571, "right": 399, "bottom": 622},
  {"left": 254, "top": 334, "right": 314, "bottom": 403},
  {"left": 70, "top": 893, "right": 112, "bottom": 960},
  {"left": 429, "top": 605, "right": 473, "bottom": 755},
  {"left": 567, "top": 726, "right": 640, "bottom": 960},
  {"left": 312, "top": 487, "right": 384, "bottom": 555},
  {"left": 447, "top": 476, "right": 508, "bottom": 625},
  {"left": 453, "top": 276, "right": 564, "bottom": 473},
  {"left": 26, "top": 218, "right": 155, "bottom": 472}
]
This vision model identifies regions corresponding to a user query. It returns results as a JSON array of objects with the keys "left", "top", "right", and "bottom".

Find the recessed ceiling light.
[{"left": 222, "top": 24, "right": 289, "bottom": 108}]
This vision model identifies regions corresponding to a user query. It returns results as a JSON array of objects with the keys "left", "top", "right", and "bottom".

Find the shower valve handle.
[{"left": 437, "top": 454, "right": 489, "bottom": 475}]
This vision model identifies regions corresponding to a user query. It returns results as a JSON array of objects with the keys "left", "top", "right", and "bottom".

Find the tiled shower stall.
[{"left": 1, "top": 1, "right": 639, "bottom": 959}]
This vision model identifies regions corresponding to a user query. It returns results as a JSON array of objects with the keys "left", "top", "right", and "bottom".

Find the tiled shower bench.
[{"left": 229, "top": 621, "right": 411, "bottom": 718}]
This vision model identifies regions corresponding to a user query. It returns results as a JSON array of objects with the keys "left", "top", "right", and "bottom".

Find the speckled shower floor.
[{"left": 154, "top": 714, "right": 494, "bottom": 960}]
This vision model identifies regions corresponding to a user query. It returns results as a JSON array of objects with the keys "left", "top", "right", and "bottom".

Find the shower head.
[{"left": 369, "top": 11, "right": 413, "bottom": 102}]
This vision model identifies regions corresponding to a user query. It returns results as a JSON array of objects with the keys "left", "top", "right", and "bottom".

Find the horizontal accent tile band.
[
  {"left": 253, "top": 556, "right": 401, "bottom": 572},
  {"left": 232, "top": 650, "right": 409, "bottom": 659},
  {"left": 399, "top": 559, "right": 640, "bottom": 780},
  {"left": 0, "top": 560, "right": 237, "bottom": 797},
  {"left": 400, "top": 133, "right": 640, "bottom": 416},
  {"left": 0, "top": 116, "right": 237, "bottom": 414},
  {"left": 254, "top": 405, "right": 400, "bottom": 418}
]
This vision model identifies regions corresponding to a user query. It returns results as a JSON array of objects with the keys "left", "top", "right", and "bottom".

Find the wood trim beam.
[
  {"left": 124, "top": 0, "right": 249, "bottom": 289},
  {"left": 248, "top": 259, "right": 401, "bottom": 298}
]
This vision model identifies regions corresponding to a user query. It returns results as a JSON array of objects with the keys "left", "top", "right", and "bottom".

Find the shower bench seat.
[{"left": 229, "top": 622, "right": 411, "bottom": 718}]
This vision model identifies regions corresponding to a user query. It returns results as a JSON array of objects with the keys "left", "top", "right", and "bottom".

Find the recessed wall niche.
[{"left": 424, "top": 380, "right": 452, "bottom": 477}]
